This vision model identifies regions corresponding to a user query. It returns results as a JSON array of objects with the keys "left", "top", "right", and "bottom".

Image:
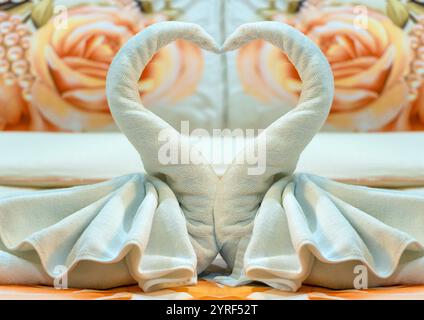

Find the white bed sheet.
[{"left": 0, "top": 132, "right": 423, "bottom": 187}]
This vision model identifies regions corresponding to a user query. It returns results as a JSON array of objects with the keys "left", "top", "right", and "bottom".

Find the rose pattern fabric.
[
  {"left": 1, "top": 1, "right": 424, "bottom": 132},
  {"left": 0, "top": 3, "right": 204, "bottom": 131},
  {"left": 237, "top": 5, "right": 412, "bottom": 131}
]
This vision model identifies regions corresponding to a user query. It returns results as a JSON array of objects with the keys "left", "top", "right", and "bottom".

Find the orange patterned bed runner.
[{"left": 1, "top": 281, "right": 424, "bottom": 300}]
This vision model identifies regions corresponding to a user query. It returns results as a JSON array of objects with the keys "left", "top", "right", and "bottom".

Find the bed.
[{"left": 1, "top": 132, "right": 424, "bottom": 300}]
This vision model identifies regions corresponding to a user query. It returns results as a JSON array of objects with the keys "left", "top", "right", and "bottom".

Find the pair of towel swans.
[{"left": 1, "top": 22, "right": 424, "bottom": 292}]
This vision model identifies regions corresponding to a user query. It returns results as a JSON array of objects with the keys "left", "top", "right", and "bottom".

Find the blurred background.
[{"left": 0, "top": 0, "right": 422, "bottom": 132}]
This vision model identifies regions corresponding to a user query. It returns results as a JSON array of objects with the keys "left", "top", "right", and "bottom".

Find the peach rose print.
[
  {"left": 25, "top": 5, "right": 203, "bottom": 131},
  {"left": 237, "top": 6, "right": 411, "bottom": 131}
]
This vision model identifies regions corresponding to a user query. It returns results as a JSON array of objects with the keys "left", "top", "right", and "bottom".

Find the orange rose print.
[
  {"left": 237, "top": 6, "right": 411, "bottom": 132},
  {"left": 24, "top": 5, "right": 203, "bottom": 132}
]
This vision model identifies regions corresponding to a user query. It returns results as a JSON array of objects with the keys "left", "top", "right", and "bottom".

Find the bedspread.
[
  {"left": 1, "top": 133, "right": 424, "bottom": 299},
  {"left": 2, "top": 282, "right": 424, "bottom": 300}
]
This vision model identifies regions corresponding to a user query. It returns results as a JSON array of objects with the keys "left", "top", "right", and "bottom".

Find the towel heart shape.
[{"left": 105, "top": 20, "right": 334, "bottom": 272}]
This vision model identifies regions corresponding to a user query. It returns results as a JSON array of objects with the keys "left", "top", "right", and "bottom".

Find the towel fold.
[
  {"left": 216, "top": 174, "right": 424, "bottom": 290},
  {"left": 0, "top": 174, "right": 197, "bottom": 291}
]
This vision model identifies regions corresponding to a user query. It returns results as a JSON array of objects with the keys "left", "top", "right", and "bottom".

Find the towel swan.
[
  {"left": 0, "top": 22, "right": 221, "bottom": 292},
  {"left": 215, "top": 22, "right": 424, "bottom": 291},
  {"left": 1, "top": 21, "right": 424, "bottom": 293}
]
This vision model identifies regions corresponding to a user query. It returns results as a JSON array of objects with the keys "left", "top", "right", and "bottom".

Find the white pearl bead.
[
  {"left": 11, "top": 59, "right": 27, "bottom": 76},
  {"left": 16, "top": 24, "right": 29, "bottom": 37},
  {"left": 0, "top": 59, "right": 9, "bottom": 73},
  {"left": 4, "top": 33, "right": 19, "bottom": 47},
  {"left": 3, "top": 72, "right": 16, "bottom": 85},
  {"left": 18, "top": 74, "right": 33, "bottom": 89},
  {"left": 0, "top": 22, "right": 14, "bottom": 34},
  {"left": 408, "top": 92, "right": 418, "bottom": 101},
  {"left": 9, "top": 15, "right": 22, "bottom": 24},
  {"left": 20, "top": 36, "right": 30, "bottom": 49},
  {"left": 22, "top": 89, "right": 32, "bottom": 101},
  {"left": 7, "top": 46, "right": 23, "bottom": 61}
]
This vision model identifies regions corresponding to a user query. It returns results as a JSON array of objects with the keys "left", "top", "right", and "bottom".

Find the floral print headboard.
[
  {"left": 226, "top": 0, "right": 424, "bottom": 131},
  {"left": 0, "top": 0, "right": 423, "bottom": 132},
  {"left": 0, "top": 0, "right": 224, "bottom": 132}
]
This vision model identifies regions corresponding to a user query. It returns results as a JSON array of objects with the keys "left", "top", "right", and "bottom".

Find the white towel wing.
[
  {"left": 0, "top": 174, "right": 197, "bottom": 291},
  {"left": 223, "top": 174, "right": 424, "bottom": 290}
]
